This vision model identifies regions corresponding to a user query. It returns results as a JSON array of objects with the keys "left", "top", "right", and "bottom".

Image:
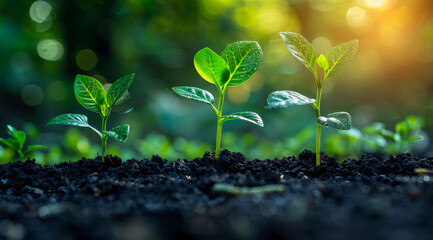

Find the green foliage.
[
  {"left": 47, "top": 74, "right": 134, "bottom": 157},
  {"left": 173, "top": 41, "right": 264, "bottom": 156},
  {"left": 267, "top": 32, "right": 358, "bottom": 165},
  {"left": 0, "top": 125, "right": 48, "bottom": 161},
  {"left": 325, "top": 116, "right": 425, "bottom": 161},
  {"left": 317, "top": 112, "right": 351, "bottom": 130},
  {"left": 266, "top": 91, "right": 316, "bottom": 109}
]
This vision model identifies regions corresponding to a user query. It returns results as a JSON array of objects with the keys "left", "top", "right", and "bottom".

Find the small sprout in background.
[
  {"left": 47, "top": 74, "right": 134, "bottom": 158},
  {"left": 0, "top": 125, "right": 48, "bottom": 161},
  {"left": 266, "top": 32, "right": 358, "bottom": 165},
  {"left": 173, "top": 41, "right": 264, "bottom": 156},
  {"left": 365, "top": 115, "right": 425, "bottom": 154},
  {"left": 325, "top": 116, "right": 425, "bottom": 160}
]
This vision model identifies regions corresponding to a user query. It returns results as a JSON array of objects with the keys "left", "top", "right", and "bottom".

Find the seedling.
[
  {"left": 266, "top": 32, "right": 358, "bottom": 165},
  {"left": 47, "top": 74, "right": 134, "bottom": 157},
  {"left": 0, "top": 125, "right": 48, "bottom": 161},
  {"left": 364, "top": 116, "right": 424, "bottom": 153},
  {"left": 173, "top": 41, "right": 264, "bottom": 156}
]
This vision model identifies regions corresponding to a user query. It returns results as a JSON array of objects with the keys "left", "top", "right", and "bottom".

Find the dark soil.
[{"left": 1, "top": 149, "right": 433, "bottom": 240}]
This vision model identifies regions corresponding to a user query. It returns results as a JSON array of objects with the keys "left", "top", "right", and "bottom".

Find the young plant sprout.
[
  {"left": 47, "top": 74, "right": 134, "bottom": 158},
  {"left": 0, "top": 125, "right": 48, "bottom": 161},
  {"left": 266, "top": 32, "right": 358, "bottom": 165},
  {"left": 173, "top": 41, "right": 264, "bottom": 156}
]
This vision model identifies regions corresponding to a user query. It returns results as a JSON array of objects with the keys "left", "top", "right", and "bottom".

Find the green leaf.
[
  {"left": 221, "top": 41, "right": 263, "bottom": 87},
  {"left": 325, "top": 40, "right": 358, "bottom": 79},
  {"left": 172, "top": 86, "right": 215, "bottom": 108},
  {"left": 316, "top": 54, "right": 329, "bottom": 71},
  {"left": 222, "top": 111, "right": 264, "bottom": 127},
  {"left": 103, "top": 124, "right": 130, "bottom": 142},
  {"left": 7, "top": 125, "right": 16, "bottom": 137},
  {"left": 47, "top": 114, "right": 101, "bottom": 137},
  {"left": 266, "top": 90, "right": 315, "bottom": 109},
  {"left": 12, "top": 131, "right": 26, "bottom": 151},
  {"left": 24, "top": 145, "right": 49, "bottom": 155},
  {"left": 280, "top": 32, "right": 317, "bottom": 77},
  {"left": 74, "top": 74, "right": 107, "bottom": 114},
  {"left": 318, "top": 112, "right": 351, "bottom": 130},
  {"left": 0, "top": 138, "right": 19, "bottom": 151},
  {"left": 193, "top": 48, "right": 229, "bottom": 87},
  {"left": 107, "top": 73, "right": 134, "bottom": 107},
  {"left": 395, "top": 121, "right": 409, "bottom": 139},
  {"left": 363, "top": 122, "right": 386, "bottom": 134},
  {"left": 407, "top": 135, "right": 424, "bottom": 143}
]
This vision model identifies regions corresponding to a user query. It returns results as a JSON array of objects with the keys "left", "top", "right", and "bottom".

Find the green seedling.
[
  {"left": 0, "top": 125, "right": 48, "bottom": 161},
  {"left": 364, "top": 116, "right": 424, "bottom": 154},
  {"left": 266, "top": 32, "right": 358, "bottom": 165},
  {"left": 325, "top": 116, "right": 424, "bottom": 160},
  {"left": 47, "top": 74, "right": 134, "bottom": 158},
  {"left": 173, "top": 41, "right": 264, "bottom": 156}
]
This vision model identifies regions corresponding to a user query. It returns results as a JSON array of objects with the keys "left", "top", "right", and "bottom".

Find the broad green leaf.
[
  {"left": 103, "top": 124, "right": 130, "bottom": 142},
  {"left": 24, "top": 145, "right": 49, "bottom": 155},
  {"left": 324, "top": 40, "right": 358, "bottom": 79},
  {"left": 7, "top": 125, "right": 16, "bottom": 137},
  {"left": 74, "top": 74, "right": 107, "bottom": 114},
  {"left": 47, "top": 114, "right": 101, "bottom": 137},
  {"left": 280, "top": 32, "right": 317, "bottom": 77},
  {"left": 407, "top": 135, "right": 424, "bottom": 143},
  {"left": 172, "top": 86, "right": 215, "bottom": 108},
  {"left": 222, "top": 111, "right": 264, "bottom": 127},
  {"left": 0, "top": 138, "right": 19, "bottom": 150},
  {"left": 193, "top": 48, "right": 229, "bottom": 87},
  {"left": 221, "top": 41, "right": 263, "bottom": 87},
  {"left": 317, "top": 112, "right": 351, "bottom": 130},
  {"left": 266, "top": 90, "right": 315, "bottom": 109},
  {"left": 316, "top": 54, "right": 329, "bottom": 71},
  {"left": 107, "top": 73, "right": 134, "bottom": 107},
  {"left": 12, "top": 131, "right": 26, "bottom": 151}
]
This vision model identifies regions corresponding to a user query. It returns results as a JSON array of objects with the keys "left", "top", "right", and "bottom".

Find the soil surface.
[{"left": 1, "top": 150, "right": 433, "bottom": 240}]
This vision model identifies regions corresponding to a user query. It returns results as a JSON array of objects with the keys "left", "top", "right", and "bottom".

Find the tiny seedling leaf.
[
  {"left": 47, "top": 114, "right": 101, "bottom": 137},
  {"left": 103, "top": 124, "right": 130, "bottom": 142},
  {"left": 107, "top": 73, "right": 134, "bottom": 107},
  {"left": 221, "top": 41, "right": 263, "bottom": 87},
  {"left": 266, "top": 90, "right": 315, "bottom": 109},
  {"left": 7, "top": 125, "right": 16, "bottom": 137},
  {"left": 280, "top": 32, "right": 317, "bottom": 77},
  {"left": 318, "top": 112, "right": 351, "bottom": 130},
  {"left": 316, "top": 54, "right": 329, "bottom": 71},
  {"left": 24, "top": 145, "right": 49, "bottom": 155},
  {"left": 172, "top": 86, "right": 215, "bottom": 108},
  {"left": 74, "top": 75, "right": 107, "bottom": 114},
  {"left": 222, "top": 111, "right": 264, "bottom": 127},
  {"left": 325, "top": 40, "right": 358, "bottom": 79},
  {"left": 194, "top": 48, "right": 229, "bottom": 87},
  {"left": 0, "top": 138, "right": 19, "bottom": 150},
  {"left": 407, "top": 135, "right": 424, "bottom": 143},
  {"left": 395, "top": 121, "right": 409, "bottom": 139},
  {"left": 12, "top": 131, "right": 26, "bottom": 151}
]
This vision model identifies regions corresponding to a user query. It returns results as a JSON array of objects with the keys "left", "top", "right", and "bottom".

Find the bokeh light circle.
[
  {"left": 21, "top": 84, "right": 44, "bottom": 106},
  {"left": 76, "top": 49, "right": 98, "bottom": 70},
  {"left": 37, "top": 39, "right": 64, "bottom": 61}
]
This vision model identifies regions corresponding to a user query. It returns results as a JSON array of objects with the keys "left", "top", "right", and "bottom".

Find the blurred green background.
[{"left": 1, "top": 0, "right": 433, "bottom": 164}]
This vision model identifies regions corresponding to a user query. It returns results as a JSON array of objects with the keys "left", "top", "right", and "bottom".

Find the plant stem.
[
  {"left": 315, "top": 87, "right": 322, "bottom": 166},
  {"left": 215, "top": 91, "right": 225, "bottom": 157},
  {"left": 101, "top": 115, "right": 108, "bottom": 159}
]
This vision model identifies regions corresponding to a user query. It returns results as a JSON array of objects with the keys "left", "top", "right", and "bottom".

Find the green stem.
[
  {"left": 215, "top": 90, "right": 225, "bottom": 157},
  {"left": 101, "top": 115, "right": 108, "bottom": 159},
  {"left": 315, "top": 87, "right": 322, "bottom": 166}
]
